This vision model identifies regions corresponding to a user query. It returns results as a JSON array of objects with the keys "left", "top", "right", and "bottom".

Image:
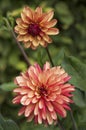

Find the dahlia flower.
[
  {"left": 15, "top": 6, "right": 59, "bottom": 49},
  {"left": 12, "top": 62, "right": 75, "bottom": 125}
]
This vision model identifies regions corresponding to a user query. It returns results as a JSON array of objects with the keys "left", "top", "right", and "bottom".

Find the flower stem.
[
  {"left": 46, "top": 47, "right": 54, "bottom": 67},
  {"left": 46, "top": 46, "right": 78, "bottom": 130},
  {"left": 58, "top": 118, "right": 65, "bottom": 130},
  {"left": 70, "top": 110, "right": 78, "bottom": 130},
  {"left": 4, "top": 18, "right": 31, "bottom": 66},
  {"left": 45, "top": 46, "right": 65, "bottom": 130}
]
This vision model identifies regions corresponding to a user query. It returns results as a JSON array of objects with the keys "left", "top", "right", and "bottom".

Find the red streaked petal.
[
  {"left": 39, "top": 99, "right": 44, "bottom": 109},
  {"left": 18, "top": 106, "right": 26, "bottom": 116},
  {"left": 51, "top": 111, "right": 57, "bottom": 120},
  {"left": 14, "top": 76, "right": 27, "bottom": 86},
  {"left": 34, "top": 103, "right": 39, "bottom": 115},
  {"left": 25, "top": 104, "right": 34, "bottom": 117},
  {"left": 45, "top": 101, "right": 54, "bottom": 112},
  {"left": 46, "top": 110, "right": 53, "bottom": 125},
  {"left": 12, "top": 95, "right": 21, "bottom": 104},
  {"left": 38, "top": 111, "right": 42, "bottom": 124},
  {"left": 27, "top": 113, "right": 34, "bottom": 122},
  {"left": 53, "top": 102, "right": 66, "bottom": 117}
]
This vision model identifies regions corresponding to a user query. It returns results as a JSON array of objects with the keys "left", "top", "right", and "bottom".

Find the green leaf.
[
  {"left": 68, "top": 56, "right": 86, "bottom": 78},
  {"left": 0, "top": 114, "right": 5, "bottom": 129},
  {"left": 73, "top": 89, "right": 86, "bottom": 107},
  {"left": 55, "top": 2, "right": 74, "bottom": 28},
  {"left": 0, "top": 125, "right": 3, "bottom": 130},
  {"left": 54, "top": 48, "right": 65, "bottom": 65},
  {"left": 78, "top": 108, "right": 86, "bottom": 125},
  {"left": 5, "top": 120, "right": 20, "bottom": 130},
  {"left": 62, "top": 56, "right": 86, "bottom": 91},
  {"left": 62, "top": 112, "right": 72, "bottom": 130},
  {"left": 0, "top": 114, "right": 20, "bottom": 130},
  {"left": 78, "top": 125, "right": 86, "bottom": 130},
  {"left": 0, "top": 82, "right": 17, "bottom": 91},
  {"left": 21, "top": 122, "right": 59, "bottom": 130}
]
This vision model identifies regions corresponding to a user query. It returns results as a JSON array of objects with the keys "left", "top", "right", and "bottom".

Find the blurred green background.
[{"left": 0, "top": 0, "right": 86, "bottom": 130}]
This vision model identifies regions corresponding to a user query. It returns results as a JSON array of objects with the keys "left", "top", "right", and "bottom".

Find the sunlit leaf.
[{"left": 0, "top": 82, "right": 17, "bottom": 91}]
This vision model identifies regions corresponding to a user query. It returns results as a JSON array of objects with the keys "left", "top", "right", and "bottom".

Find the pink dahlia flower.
[
  {"left": 15, "top": 6, "right": 59, "bottom": 49},
  {"left": 12, "top": 62, "right": 75, "bottom": 125}
]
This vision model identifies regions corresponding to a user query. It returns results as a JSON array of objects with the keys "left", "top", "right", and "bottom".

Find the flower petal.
[
  {"left": 39, "top": 99, "right": 44, "bottom": 109},
  {"left": 18, "top": 107, "right": 26, "bottom": 116},
  {"left": 25, "top": 104, "right": 34, "bottom": 117},
  {"left": 35, "top": 7, "right": 42, "bottom": 16},
  {"left": 43, "top": 62, "right": 50, "bottom": 71},
  {"left": 23, "top": 6, "right": 33, "bottom": 20},
  {"left": 21, "top": 12, "right": 30, "bottom": 24},
  {"left": 45, "top": 19, "right": 57, "bottom": 28},
  {"left": 34, "top": 103, "right": 39, "bottom": 115},
  {"left": 40, "top": 10, "right": 54, "bottom": 23},
  {"left": 42, "top": 34, "right": 52, "bottom": 43},
  {"left": 46, "top": 28, "right": 59, "bottom": 35}
]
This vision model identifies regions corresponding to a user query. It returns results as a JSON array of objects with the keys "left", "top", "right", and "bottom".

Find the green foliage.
[
  {"left": 0, "top": 82, "right": 17, "bottom": 91},
  {"left": 21, "top": 122, "right": 59, "bottom": 130},
  {"left": 0, "top": 0, "right": 86, "bottom": 130},
  {"left": 62, "top": 56, "right": 86, "bottom": 91},
  {"left": 0, "top": 114, "right": 20, "bottom": 130},
  {"left": 73, "top": 89, "right": 86, "bottom": 107},
  {"left": 55, "top": 2, "right": 74, "bottom": 28}
]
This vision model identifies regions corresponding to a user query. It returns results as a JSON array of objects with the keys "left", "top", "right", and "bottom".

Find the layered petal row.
[
  {"left": 13, "top": 62, "right": 75, "bottom": 125},
  {"left": 15, "top": 6, "right": 59, "bottom": 49}
]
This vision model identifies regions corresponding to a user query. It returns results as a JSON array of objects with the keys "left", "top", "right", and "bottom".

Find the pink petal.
[
  {"left": 38, "top": 111, "right": 42, "bottom": 124},
  {"left": 39, "top": 99, "right": 44, "bottom": 109},
  {"left": 32, "top": 97, "right": 38, "bottom": 103},
  {"left": 46, "top": 110, "right": 53, "bottom": 125},
  {"left": 25, "top": 104, "right": 34, "bottom": 117},
  {"left": 14, "top": 76, "right": 27, "bottom": 86},
  {"left": 12, "top": 95, "right": 21, "bottom": 104},
  {"left": 45, "top": 101, "right": 54, "bottom": 112},
  {"left": 51, "top": 111, "right": 57, "bottom": 120},
  {"left": 43, "top": 62, "right": 50, "bottom": 71},
  {"left": 41, "top": 105, "right": 47, "bottom": 120},
  {"left": 27, "top": 113, "right": 34, "bottom": 122},
  {"left": 20, "top": 95, "right": 27, "bottom": 105},
  {"left": 28, "top": 91, "right": 34, "bottom": 98},
  {"left": 34, "top": 103, "right": 39, "bottom": 115},
  {"left": 53, "top": 102, "right": 66, "bottom": 117},
  {"left": 18, "top": 106, "right": 26, "bottom": 116}
]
